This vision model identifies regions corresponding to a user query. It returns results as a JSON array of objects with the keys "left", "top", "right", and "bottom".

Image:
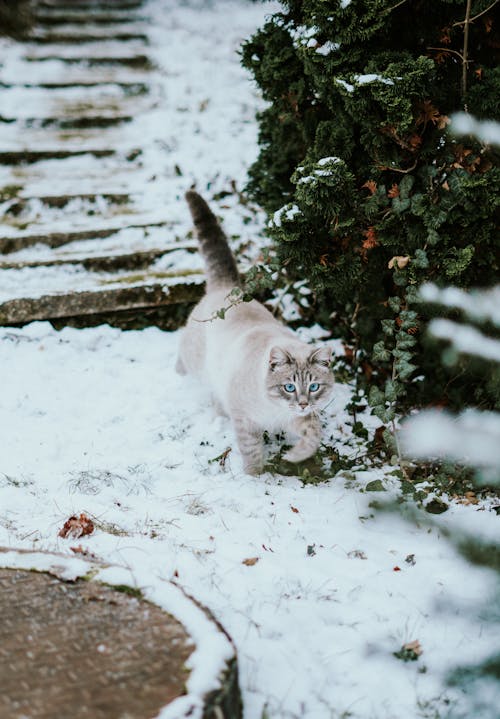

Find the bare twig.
[
  {"left": 427, "top": 46, "right": 465, "bottom": 63},
  {"left": 453, "top": 0, "right": 498, "bottom": 26},
  {"left": 377, "top": 160, "right": 418, "bottom": 174},
  {"left": 387, "top": 0, "right": 410, "bottom": 12},
  {"left": 462, "top": 0, "right": 473, "bottom": 102}
]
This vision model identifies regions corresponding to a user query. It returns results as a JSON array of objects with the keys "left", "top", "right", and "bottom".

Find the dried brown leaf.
[
  {"left": 403, "top": 639, "right": 423, "bottom": 656},
  {"left": 362, "top": 180, "right": 377, "bottom": 195},
  {"left": 242, "top": 557, "right": 259, "bottom": 566},
  {"left": 388, "top": 255, "right": 410, "bottom": 270},
  {"left": 59, "top": 513, "right": 94, "bottom": 539}
]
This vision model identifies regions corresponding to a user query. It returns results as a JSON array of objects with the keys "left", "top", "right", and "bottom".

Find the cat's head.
[{"left": 266, "top": 344, "right": 334, "bottom": 416}]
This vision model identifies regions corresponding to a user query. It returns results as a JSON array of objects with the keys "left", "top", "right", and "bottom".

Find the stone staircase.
[{"left": 0, "top": 0, "right": 206, "bottom": 329}]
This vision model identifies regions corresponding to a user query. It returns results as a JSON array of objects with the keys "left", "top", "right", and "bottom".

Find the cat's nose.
[{"left": 299, "top": 399, "right": 308, "bottom": 409}]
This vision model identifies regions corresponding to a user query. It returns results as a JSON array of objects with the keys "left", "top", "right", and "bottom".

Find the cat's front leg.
[
  {"left": 233, "top": 414, "right": 264, "bottom": 475},
  {"left": 283, "top": 413, "right": 322, "bottom": 463}
]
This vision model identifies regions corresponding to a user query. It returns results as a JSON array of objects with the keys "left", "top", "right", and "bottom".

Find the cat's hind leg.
[
  {"left": 233, "top": 414, "right": 264, "bottom": 475},
  {"left": 175, "top": 355, "right": 187, "bottom": 375}
]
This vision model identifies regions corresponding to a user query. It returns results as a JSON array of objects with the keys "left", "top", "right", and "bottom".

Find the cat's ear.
[
  {"left": 269, "top": 346, "right": 292, "bottom": 370},
  {"left": 309, "top": 345, "right": 332, "bottom": 367}
]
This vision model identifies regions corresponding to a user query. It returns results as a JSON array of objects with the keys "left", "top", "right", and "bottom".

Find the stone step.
[
  {"left": 34, "top": 11, "right": 146, "bottom": 26},
  {"left": 0, "top": 220, "right": 173, "bottom": 254},
  {"left": 0, "top": 83, "right": 156, "bottom": 120},
  {"left": 0, "top": 80, "right": 149, "bottom": 91},
  {"left": 0, "top": 114, "right": 143, "bottom": 148},
  {"left": 0, "top": 277, "right": 204, "bottom": 325},
  {"left": 29, "top": 31, "right": 149, "bottom": 44},
  {"left": 0, "top": 245, "right": 195, "bottom": 272},
  {"left": 23, "top": 40, "right": 150, "bottom": 63},
  {"left": 1, "top": 192, "right": 136, "bottom": 234},
  {"left": 1, "top": 115, "right": 134, "bottom": 129},
  {"left": 0, "top": 57, "right": 151, "bottom": 86},
  {"left": 3, "top": 192, "right": 131, "bottom": 209},
  {"left": 0, "top": 149, "right": 115, "bottom": 165},
  {"left": 24, "top": 53, "right": 152, "bottom": 69},
  {"left": 37, "top": 0, "right": 145, "bottom": 9},
  {"left": 0, "top": 154, "right": 149, "bottom": 198}
]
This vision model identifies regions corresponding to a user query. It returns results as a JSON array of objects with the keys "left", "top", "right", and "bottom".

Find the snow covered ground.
[{"left": 0, "top": 1, "right": 498, "bottom": 718}]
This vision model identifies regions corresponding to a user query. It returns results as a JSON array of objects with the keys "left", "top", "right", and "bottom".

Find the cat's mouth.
[{"left": 295, "top": 405, "right": 313, "bottom": 416}]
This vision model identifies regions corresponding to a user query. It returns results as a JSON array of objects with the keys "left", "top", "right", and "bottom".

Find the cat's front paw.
[
  {"left": 243, "top": 460, "right": 264, "bottom": 476},
  {"left": 282, "top": 444, "right": 316, "bottom": 464}
]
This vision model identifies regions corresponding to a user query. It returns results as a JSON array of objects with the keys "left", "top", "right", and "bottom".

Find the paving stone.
[{"left": 0, "top": 550, "right": 242, "bottom": 719}]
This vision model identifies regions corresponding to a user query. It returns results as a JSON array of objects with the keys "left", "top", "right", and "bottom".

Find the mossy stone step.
[
  {"left": 0, "top": 115, "right": 133, "bottom": 128},
  {"left": 24, "top": 54, "right": 152, "bottom": 68},
  {"left": 38, "top": 0, "right": 145, "bottom": 9},
  {"left": 29, "top": 32, "right": 149, "bottom": 44},
  {"left": 0, "top": 280, "right": 204, "bottom": 325},
  {"left": 5, "top": 192, "right": 131, "bottom": 210},
  {"left": 34, "top": 12, "right": 146, "bottom": 26},
  {"left": 0, "top": 221, "right": 172, "bottom": 254},
  {"left": 0, "top": 81, "right": 149, "bottom": 91},
  {"left": 0, "top": 149, "right": 115, "bottom": 165},
  {"left": 0, "top": 246, "right": 196, "bottom": 272}
]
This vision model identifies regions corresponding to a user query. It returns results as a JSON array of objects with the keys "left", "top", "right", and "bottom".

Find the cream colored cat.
[{"left": 176, "top": 190, "right": 334, "bottom": 475}]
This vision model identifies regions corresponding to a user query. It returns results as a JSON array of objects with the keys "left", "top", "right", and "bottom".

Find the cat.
[{"left": 176, "top": 190, "right": 334, "bottom": 475}]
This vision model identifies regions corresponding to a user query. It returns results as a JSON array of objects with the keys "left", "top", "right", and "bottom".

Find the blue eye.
[
  {"left": 284, "top": 383, "right": 296, "bottom": 393},
  {"left": 309, "top": 383, "right": 320, "bottom": 392}
]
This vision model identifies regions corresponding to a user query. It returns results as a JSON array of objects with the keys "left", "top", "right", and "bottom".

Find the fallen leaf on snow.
[
  {"left": 242, "top": 557, "right": 259, "bottom": 566},
  {"left": 290, "top": 506, "right": 299, "bottom": 513},
  {"left": 404, "top": 640, "right": 422, "bottom": 654},
  {"left": 70, "top": 545, "right": 98, "bottom": 561},
  {"left": 59, "top": 513, "right": 94, "bottom": 539},
  {"left": 394, "top": 639, "right": 423, "bottom": 661}
]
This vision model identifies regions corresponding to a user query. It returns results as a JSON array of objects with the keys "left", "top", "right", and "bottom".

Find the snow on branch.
[
  {"left": 429, "top": 319, "right": 500, "bottom": 363},
  {"left": 402, "top": 409, "right": 500, "bottom": 476},
  {"left": 451, "top": 113, "right": 500, "bottom": 146},
  {"left": 420, "top": 283, "right": 500, "bottom": 327}
]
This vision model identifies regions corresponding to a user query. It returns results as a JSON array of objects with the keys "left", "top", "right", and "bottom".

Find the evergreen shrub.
[{"left": 241, "top": 0, "right": 499, "bottom": 416}]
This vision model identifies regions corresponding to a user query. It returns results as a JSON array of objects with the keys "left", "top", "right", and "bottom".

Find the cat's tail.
[{"left": 185, "top": 190, "right": 240, "bottom": 290}]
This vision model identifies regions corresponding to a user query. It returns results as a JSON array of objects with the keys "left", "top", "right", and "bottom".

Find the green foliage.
[{"left": 242, "top": 0, "right": 500, "bottom": 416}]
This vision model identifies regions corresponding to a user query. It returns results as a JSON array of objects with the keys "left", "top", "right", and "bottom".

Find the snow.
[
  {"left": 420, "top": 283, "right": 500, "bottom": 327},
  {"left": 335, "top": 75, "right": 395, "bottom": 93},
  {"left": 315, "top": 41, "right": 340, "bottom": 55},
  {"left": 354, "top": 73, "right": 394, "bottom": 86},
  {"left": 403, "top": 409, "right": 500, "bottom": 471},
  {"left": 0, "top": 2, "right": 498, "bottom": 718},
  {"left": 1, "top": 321, "right": 498, "bottom": 719},
  {"left": 430, "top": 318, "right": 500, "bottom": 363},
  {"left": 335, "top": 78, "right": 355, "bottom": 93},
  {"left": 318, "top": 156, "right": 342, "bottom": 166},
  {"left": 271, "top": 203, "right": 301, "bottom": 228},
  {"left": 452, "top": 112, "right": 500, "bottom": 146}
]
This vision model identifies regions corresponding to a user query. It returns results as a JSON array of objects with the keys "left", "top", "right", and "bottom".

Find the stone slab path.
[
  {"left": 0, "top": 0, "right": 207, "bottom": 328},
  {"left": 0, "top": 550, "right": 242, "bottom": 719}
]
